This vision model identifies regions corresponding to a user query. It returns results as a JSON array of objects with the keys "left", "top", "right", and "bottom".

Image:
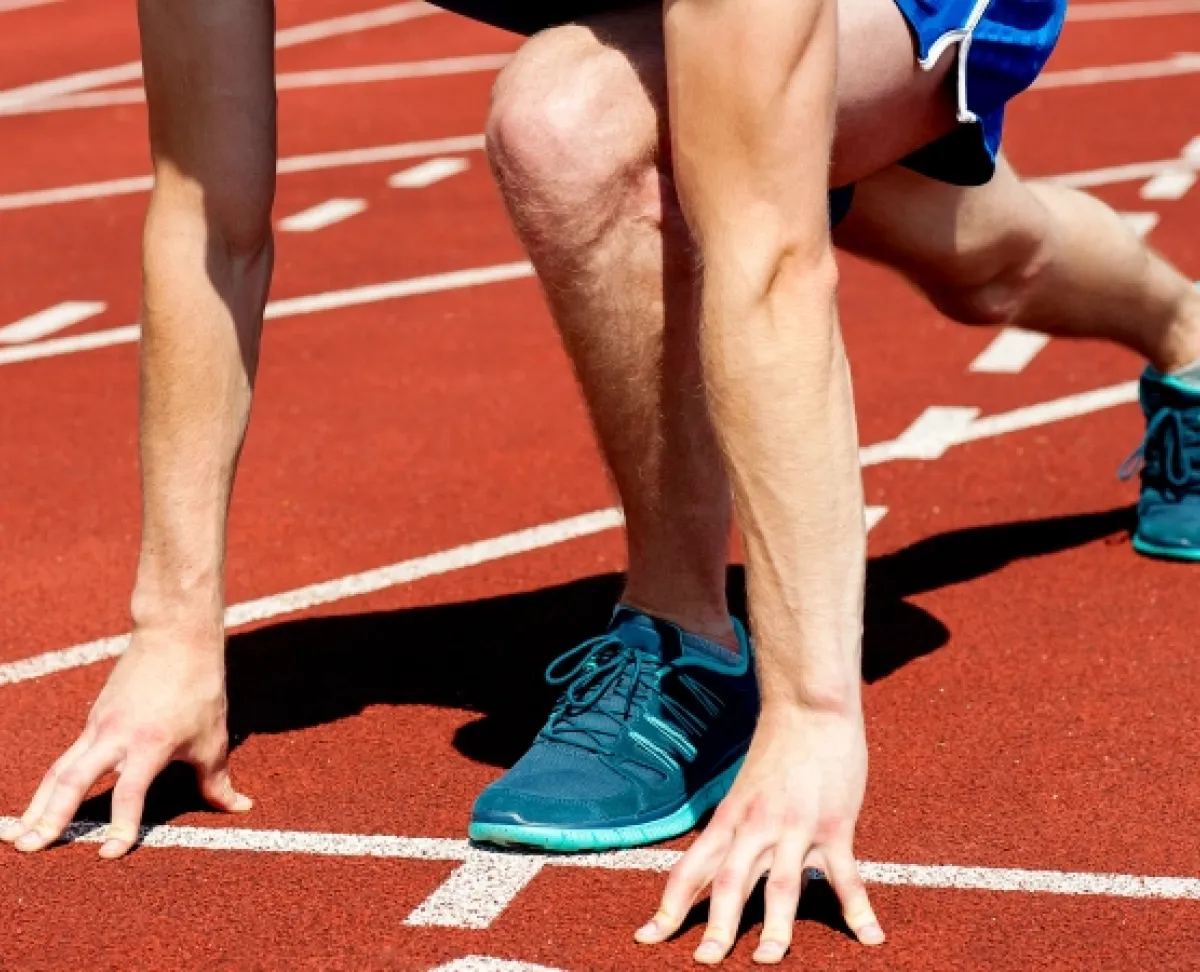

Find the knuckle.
[
  {"left": 711, "top": 868, "right": 742, "bottom": 896},
  {"left": 765, "top": 870, "right": 800, "bottom": 896}
]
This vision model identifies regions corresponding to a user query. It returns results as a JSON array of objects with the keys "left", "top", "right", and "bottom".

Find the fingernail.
[
  {"left": 858, "top": 921, "right": 886, "bottom": 946},
  {"left": 14, "top": 831, "right": 43, "bottom": 852},
  {"left": 99, "top": 839, "right": 126, "bottom": 860},
  {"left": 233, "top": 793, "right": 254, "bottom": 813},
  {"left": 694, "top": 940, "right": 724, "bottom": 964},
  {"left": 634, "top": 920, "right": 661, "bottom": 943},
  {"left": 753, "top": 941, "right": 786, "bottom": 964}
]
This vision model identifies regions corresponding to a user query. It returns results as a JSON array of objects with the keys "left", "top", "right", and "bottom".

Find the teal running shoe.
[
  {"left": 469, "top": 606, "right": 757, "bottom": 852},
  {"left": 1120, "top": 367, "right": 1200, "bottom": 561}
]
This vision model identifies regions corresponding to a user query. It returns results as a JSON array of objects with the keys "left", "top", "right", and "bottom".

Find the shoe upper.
[
  {"left": 1123, "top": 368, "right": 1200, "bottom": 552},
  {"left": 470, "top": 607, "right": 758, "bottom": 830}
]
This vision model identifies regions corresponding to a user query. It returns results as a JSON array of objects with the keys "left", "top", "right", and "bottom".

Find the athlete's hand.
[
  {"left": 1, "top": 627, "right": 252, "bottom": 859},
  {"left": 635, "top": 705, "right": 884, "bottom": 964}
]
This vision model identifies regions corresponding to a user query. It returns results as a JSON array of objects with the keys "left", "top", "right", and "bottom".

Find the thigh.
[
  {"left": 831, "top": 155, "right": 1049, "bottom": 286},
  {"left": 492, "top": 0, "right": 956, "bottom": 182}
]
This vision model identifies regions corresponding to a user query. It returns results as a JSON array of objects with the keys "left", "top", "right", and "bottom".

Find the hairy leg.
[
  {"left": 486, "top": 0, "right": 954, "bottom": 645},
  {"left": 833, "top": 157, "right": 1200, "bottom": 372}
]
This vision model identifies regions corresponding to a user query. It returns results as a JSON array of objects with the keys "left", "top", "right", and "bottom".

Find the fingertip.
[
  {"left": 231, "top": 792, "right": 254, "bottom": 813},
  {"left": 99, "top": 839, "right": 131, "bottom": 861},
  {"left": 14, "top": 829, "right": 49, "bottom": 853},
  {"left": 752, "top": 941, "right": 787, "bottom": 964},
  {"left": 856, "top": 921, "right": 886, "bottom": 946},
  {"left": 694, "top": 940, "right": 727, "bottom": 965}
]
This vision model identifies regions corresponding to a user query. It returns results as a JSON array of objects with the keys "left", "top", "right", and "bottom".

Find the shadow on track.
[{"left": 76, "top": 506, "right": 1134, "bottom": 844}]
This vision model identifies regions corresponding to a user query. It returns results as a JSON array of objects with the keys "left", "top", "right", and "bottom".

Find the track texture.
[{"left": 1, "top": 1, "right": 1198, "bottom": 969}]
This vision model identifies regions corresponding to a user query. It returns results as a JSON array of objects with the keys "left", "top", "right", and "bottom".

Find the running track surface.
[{"left": 1, "top": 1, "right": 1198, "bottom": 969}]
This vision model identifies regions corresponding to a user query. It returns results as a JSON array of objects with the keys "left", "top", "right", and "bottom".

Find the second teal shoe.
[
  {"left": 469, "top": 606, "right": 757, "bottom": 852},
  {"left": 1121, "top": 367, "right": 1200, "bottom": 561}
]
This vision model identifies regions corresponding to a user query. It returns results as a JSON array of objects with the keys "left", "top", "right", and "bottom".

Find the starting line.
[{"left": 1, "top": 816, "right": 1195, "bottom": 933}]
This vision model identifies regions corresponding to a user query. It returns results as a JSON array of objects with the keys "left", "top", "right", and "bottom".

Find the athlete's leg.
[
  {"left": 832, "top": 157, "right": 1200, "bottom": 372},
  {"left": 486, "top": 0, "right": 955, "bottom": 644}
]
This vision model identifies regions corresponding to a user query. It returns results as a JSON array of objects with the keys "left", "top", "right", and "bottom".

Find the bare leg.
[
  {"left": 486, "top": 0, "right": 954, "bottom": 646},
  {"left": 833, "top": 158, "right": 1200, "bottom": 372}
]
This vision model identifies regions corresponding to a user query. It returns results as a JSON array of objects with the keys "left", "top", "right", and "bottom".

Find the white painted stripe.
[
  {"left": 1046, "top": 158, "right": 1193, "bottom": 190},
  {"left": 4, "top": 55, "right": 511, "bottom": 117},
  {"left": 0, "top": 261, "right": 532, "bottom": 367},
  {"left": 1066, "top": 0, "right": 1200, "bottom": 20},
  {"left": 405, "top": 852, "right": 545, "bottom": 929},
  {"left": 968, "top": 329, "right": 1051, "bottom": 374},
  {"left": 0, "top": 2, "right": 439, "bottom": 111},
  {"left": 0, "top": 0, "right": 60, "bottom": 11},
  {"left": 0, "top": 508, "right": 625, "bottom": 687},
  {"left": 1139, "top": 168, "right": 1197, "bottom": 200},
  {"left": 860, "top": 407, "right": 982, "bottom": 464},
  {"left": 1119, "top": 211, "right": 1160, "bottom": 238},
  {"left": 959, "top": 381, "right": 1139, "bottom": 445},
  {"left": 0, "top": 325, "right": 138, "bottom": 366},
  {"left": 278, "top": 198, "right": 366, "bottom": 232},
  {"left": 0, "top": 300, "right": 105, "bottom": 344},
  {"left": 429, "top": 960, "right": 564, "bottom": 972},
  {"left": 865, "top": 505, "right": 889, "bottom": 531},
  {"left": 1034, "top": 52, "right": 1200, "bottom": 90},
  {"left": 0, "top": 134, "right": 485, "bottom": 213},
  {"left": 2, "top": 816, "right": 1194, "bottom": 906},
  {"left": 389, "top": 157, "right": 471, "bottom": 189}
]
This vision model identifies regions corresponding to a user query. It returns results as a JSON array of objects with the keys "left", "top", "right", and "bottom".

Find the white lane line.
[
  {"left": 389, "top": 157, "right": 471, "bottom": 189},
  {"left": 5, "top": 55, "right": 512, "bottom": 117},
  {"left": 1139, "top": 168, "right": 1197, "bottom": 200},
  {"left": 1035, "top": 52, "right": 1200, "bottom": 90},
  {"left": 0, "top": 508, "right": 625, "bottom": 687},
  {"left": 0, "top": 381, "right": 1141, "bottom": 687},
  {"left": 1119, "top": 211, "right": 1160, "bottom": 238},
  {"left": 0, "top": 300, "right": 104, "bottom": 344},
  {"left": 405, "top": 852, "right": 545, "bottom": 929},
  {"left": 278, "top": 198, "right": 366, "bottom": 232},
  {"left": 1045, "top": 135, "right": 1200, "bottom": 190},
  {"left": 429, "top": 960, "right": 564, "bottom": 972},
  {"left": 0, "top": 134, "right": 485, "bottom": 213},
  {"left": 865, "top": 505, "right": 889, "bottom": 531},
  {"left": 861, "top": 407, "right": 981, "bottom": 463},
  {"left": 0, "top": 260, "right": 533, "bottom": 367},
  {"left": 0, "top": 1, "right": 439, "bottom": 112},
  {"left": 2, "top": 816, "right": 1194, "bottom": 916},
  {"left": 0, "top": 0, "right": 60, "bottom": 11},
  {"left": 1067, "top": 0, "right": 1200, "bottom": 20},
  {"left": 968, "top": 329, "right": 1051, "bottom": 375}
]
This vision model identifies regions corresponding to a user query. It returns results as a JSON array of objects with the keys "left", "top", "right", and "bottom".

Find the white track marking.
[
  {"left": 1045, "top": 135, "right": 1200, "bottom": 190},
  {"left": 0, "top": 509, "right": 625, "bottom": 687},
  {"left": 0, "top": 0, "right": 60, "bottom": 11},
  {"left": 405, "top": 853, "right": 545, "bottom": 929},
  {"left": 389, "top": 157, "right": 471, "bottom": 189},
  {"left": 0, "top": 300, "right": 104, "bottom": 344},
  {"left": 1066, "top": 0, "right": 1200, "bottom": 19},
  {"left": 1035, "top": 52, "right": 1200, "bottom": 89},
  {"left": 1, "top": 816, "right": 1194, "bottom": 922},
  {"left": 1139, "top": 168, "right": 1197, "bottom": 200},
  {"left": 0, "top": 261, "right": 532, "bottom": 367},
  {"left": 6, "top": 55, "right": 511, "bottom": 116},
  {"left": 429, "top": 960, "right": 564, "bottom": 972},
  {"left": 969, "top": 329, "right": 1051, "bottom": 374},
  {"left": 278, "top": 198, "right": 366, "bottom": 232},
  {"left": 0, "top": 2, "right": 438, "bottom": 112},
  {"left": 1119, "top": 211, "right": 1160, "bottom": 238},
  {"left": 0, "top": 381, "right": 1142, "bottom": 687},
  {"left": 0, "top": 134, "right": 485, "bottom": 213},
  {"left": 865, "top": 505, "right": 889, "bottom": 531},
  {"left": 861, "top": 407, "right": 982, "bottom": 463}
]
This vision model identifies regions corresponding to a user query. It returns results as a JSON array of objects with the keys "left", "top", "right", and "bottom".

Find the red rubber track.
[{"left": 1, "top": 2, "right": 1198, "bottom": 969}]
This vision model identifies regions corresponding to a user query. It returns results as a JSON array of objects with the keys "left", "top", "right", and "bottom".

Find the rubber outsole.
[
  {"left": 1132, "top": 534, "right": 1200, "bottom": 562},
  {"left": 468, "top": 756, "right": 745, "bottom": 852}
]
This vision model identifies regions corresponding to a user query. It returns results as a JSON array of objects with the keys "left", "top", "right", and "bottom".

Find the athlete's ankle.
[{"left": 618, "top": 589, "right": 739, "bottom": 653}]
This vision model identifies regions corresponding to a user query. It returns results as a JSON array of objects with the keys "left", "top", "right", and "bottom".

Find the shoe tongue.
[
  {"left": 1143, "top": 366, "right": 1200, "bottom": 414},
  {"left": 608, "top": 606, "right": 679, "bottom": 662}
]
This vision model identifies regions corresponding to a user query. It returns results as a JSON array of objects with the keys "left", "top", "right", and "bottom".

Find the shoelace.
[
  {"left": 540, "top": 634, "right": 667, "bottom": 755},
  {"left": 1119, "top": 406, "right": 1196, "bottom": 489}
]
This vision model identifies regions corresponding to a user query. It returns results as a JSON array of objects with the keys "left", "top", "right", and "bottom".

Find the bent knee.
[
  {"left": 487, "top": 26, "right": 662, "bottom": 240},
  {"left": 921, "top": 214, "right": 1055, "bottom": 327}
]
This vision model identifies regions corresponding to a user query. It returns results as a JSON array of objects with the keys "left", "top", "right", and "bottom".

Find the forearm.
[
  {"left": 131, "top": 0, "right": 277, "bottom": 634},
  {"left": 665, "top": 0, "right": 865, "bottom": 712}
]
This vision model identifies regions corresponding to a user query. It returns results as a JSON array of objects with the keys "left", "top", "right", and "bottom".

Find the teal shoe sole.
[
  {"left": 1132, "top": 534, "right": 1200, "bottom": 562},
  {"left": 468, "top": 757, "right": 744, "bottom": 853}
]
